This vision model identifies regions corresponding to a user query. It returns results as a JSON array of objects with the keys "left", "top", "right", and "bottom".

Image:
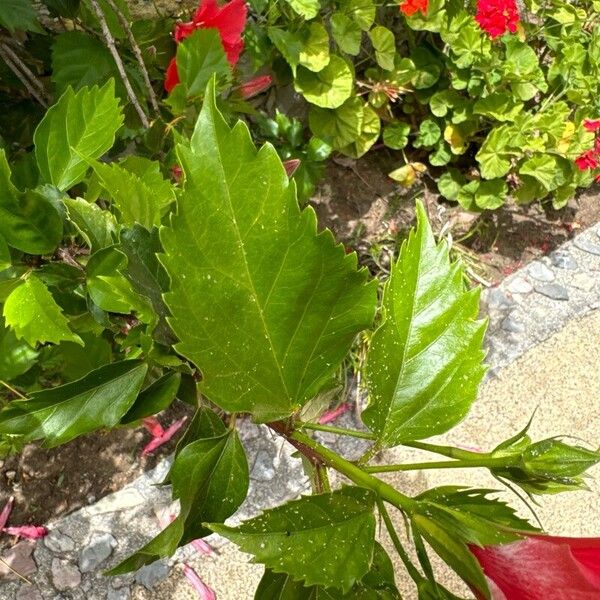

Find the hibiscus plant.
[{"left": 0, "top": 73, "right": 599, "bottom": 598}]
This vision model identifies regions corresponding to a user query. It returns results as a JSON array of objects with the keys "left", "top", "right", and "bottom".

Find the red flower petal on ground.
[
  {"left": 3, "top": 526, "right": 48, "bottom": 540},
  {"left": 239, "top": 74, "right": 272, "bottom": 98},
  {"left": 142, "top": 416, "right": 188, "bottom": 455},
  {"left": 399, "top": 0, "right": 428, "bottom": 16},
  {"left": 475, "top": 0, "right": 520, "bottom": 38},
  {"left": 164, "top": 57, "right": 180, "bottom": 93},
  {"left": 183, "top": 564, "right": 217, "bottom": 599},
  {"left": 584, "top": 118, "right": 600, "bottom": 132},
  {"left": 470, "top": 535, "right": 600, "bottom": 600},
  {"left": 142, "top": 416, "right": 165, "bottom": 438},
  {"left": 575, "top": 150, "right": 599, "bottom": 171}
]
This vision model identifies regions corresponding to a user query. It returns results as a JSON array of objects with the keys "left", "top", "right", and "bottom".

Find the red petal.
[
  {"left": 142, "top": 416, "right": 188, "bottom": 455},
  {"left": 4, "top": 526, "right": 48, "bottom": 539},
  {"left": 174, "top": 20, "right": 198, "bottom": 42},
  {"left": 164, "top": 58, "right": 180, "bottom": 93},
  {"left": 319, "top": 402, "right": 350, "bottom": 424},
  {"left": 240, "top": 75, "right": 272, "bottom": 98},
  {"left": 183, "top": 564, "right": 217, "bottom": 599},
  {"left": 191, "top": 539, "right": 214, "bottom": 555},
  {"left": 142, "top": 416, "right": 164, "bottom": 438},
  {"left": 195, "top": 0, "right": 247, "bottom": 47},
  {"left": 0, "top": 497, "right": 14, "bottom": 531}
]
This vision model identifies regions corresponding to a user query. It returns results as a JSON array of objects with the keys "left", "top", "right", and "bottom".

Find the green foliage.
[
  {"left": 363, "top": 202, "right": 486, "bottom": 446},
  {"left": 0, "top": 0, "right": 41, "bottom": 33}
]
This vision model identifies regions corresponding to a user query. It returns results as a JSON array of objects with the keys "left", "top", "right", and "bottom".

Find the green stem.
[
  {"left": 403, "top": 440, "right": 488, "bottom": 461},
  {"left": 286, "top": 428, "right": 416, "bottom": 513},
  {"left": 364, "top": 456, "right": 511, "bottom": 473},
  {"left": 298, "top": 422, "right": 376, "bottom": 440}
]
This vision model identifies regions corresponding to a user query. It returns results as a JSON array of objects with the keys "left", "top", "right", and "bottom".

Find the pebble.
[
  {"left": 5, "top": 470, "right": 16, "bottom": 481},
  {"left": 108, "top": 588, "right": 131, "bottom": 600},
  {"left": 528, "top": 262, "right": 555, "bottom": 282},
  {"left": 535, "top": 283, "right": 569, "bottom": 301},
  {"left": 79, "top": 532, "right": 117, "bottom": 573},
  {"left": 486, "top": 288, "right": 513, "bottom": 309},
  {"left": 507, "top": 277, "right": 533, "bottom": 294},
  {"left": 550, "top": 251, "right": 578, "bottom": 270},
  {"left": 134, "top": 559, "right": 170, "bottom": 589},
  {"left": 16, "top": 585, "right": 43, "bottom": 600},
  {"left": 574, "top": 238, "right": 600, "bottom": 256},
  {"left": 502, "top": 313, "right": 526, "bottom": 334},
  {"left": 51, "top": 558, "right": 81, "bottom": 591},
  {"left": 251, "top": 450, "right": 276, "bottom": 482},
  {"left": 571, "top": 273, "right": 596, "bottom": 292},
  {"left": 44, "top": 530, "right": 75, "bottom": 554}
]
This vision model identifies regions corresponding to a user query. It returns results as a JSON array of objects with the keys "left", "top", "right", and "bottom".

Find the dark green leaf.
[
  {"left": 121, "top": 371, "right": 181, "bottom": 424},
  {"left": 0, "top": 0, "right": 41, "bottom": 32},
  {"left": 0, "top": 316, "right": 38, "bottom": 381},
  {"left": 0, "top": 360, "right": 147, "bottom": 446}
]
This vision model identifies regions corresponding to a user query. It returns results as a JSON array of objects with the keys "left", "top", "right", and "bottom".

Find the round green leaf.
[
  {"left": 295, "top": 55, "right": 354, "bottom": 108},
  {"left": 309, "top": 97, "right": 364, "bottom": 148},
  {"left": 369, "top": 26, "right": 395, "bottom": 71},
  {"left": 340, "top": 105, "right": 381, "bottom": 158},
  {"left": 383, "top": 122, "right": 411, "bottom": 150},
  {"left": 299, "top": 22, "right": 330, "bottom": 72},
  {"left": 331, "top": 12, "right": 362, "bottom": 56}
]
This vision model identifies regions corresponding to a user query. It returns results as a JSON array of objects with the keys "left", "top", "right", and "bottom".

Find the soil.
[{"left": 1, "top": 149, "right": 599, "bottom": 534}]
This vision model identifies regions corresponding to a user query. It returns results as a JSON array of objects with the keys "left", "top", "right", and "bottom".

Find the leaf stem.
[
  {"left": 0, "top": 380, "right": 27, "bottom": 400},
  {"left": 0, "top": 43, "right": 48, "bottom": 108},
  {"left": 364, "top": 456, "right": 511, "bottom": 473},
  {"left": 298, "top": 422, "right": 376, "bottom": 440},
  {"left": 403, "top": 440, "right": 488, "bottom": 461}
]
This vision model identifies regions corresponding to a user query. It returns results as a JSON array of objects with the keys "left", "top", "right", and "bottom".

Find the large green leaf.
[
  {"left": 0, "top": 152, "right": 64, "bottom": 255},
  {"left": 331, "top": 13, "right": 362, "bottom": 56},
  {"left": 255, "top": 543, "right": 400, "bottom": 599},
  {"left": 294, "top": 56, "right": 354, "bottom": 108},
  {"left": 298, "top": 23, "right": 330, "bottom": 72},
  {"left": 3, "top": 275, "right": 83, "bottom": 347},
  {"left": 363, "top": 202, "right": 486, "bottom": 446},
  {"left": 34, "top": 81, "right": 124, "bottom": 191},
  {"left": 110, "top": 410, "right": 248, "bottom": 573},
  {"left": 0, "top": 360, "right": 147, "bottom": 446},
  {"left": 210, "top": 487, "right": 376, "bottom": 593},
  {"left": 309, "top": 97, "right": 364, "bottom": 149},
  {"left": 160, "top": 80, "right": 376, "bottom": 422},
  {"left": 0, "top": 0, "right": 41, "bottom": 32},
  {"left": 64, "top": 197, "right": 117, "bottom": 251}
]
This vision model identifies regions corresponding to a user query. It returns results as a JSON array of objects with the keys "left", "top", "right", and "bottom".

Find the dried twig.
[
  {"left": 0, "top": 43, "right": 48, "bottom": 108},
  {"left": 88, "top": 0, "right": 150, "bottom": 128},
  {"left": 0, "top": 556, "right": 33, "bottom": 585},
  {"left": 103, "top": 0, "right": 160, "bottom": 114}
]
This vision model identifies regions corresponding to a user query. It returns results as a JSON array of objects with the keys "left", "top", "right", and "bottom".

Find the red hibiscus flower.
[
  {"left": 239, "top": 74, "right": 272, "bottom": 99},
  {"left": 475, "top": 0, "right": 520, "bottom": 38},
  {"left": 164, "top": 0, "right": 247, "bottom": 92},
  {"left": 575, "top": 150, "right": 599, "bottom": 171},
  {"left": 470, "top": 535, "right": 600, "bottom": 599},
  {"left": 399, "top": 0, "right": 428, "bottom": 16}
]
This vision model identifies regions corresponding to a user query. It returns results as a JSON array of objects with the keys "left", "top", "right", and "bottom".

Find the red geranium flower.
[
  {"left": 471, "top": 535, "right": 600, "bottom": 599},
  {"left": 575, "top": 150, "right": 599, "bottom": 171},
  {"left": 584, "top": 118, "right": 600, "bottom": 132},
  {"left": 164, "top": 0, "right": 247, "bottom": 92},
  {"left": 475, "top": 0, "right": 520, "bottom": 38},
  {"left": 399, "top": 0, "right": 428, "bottom": 16}
]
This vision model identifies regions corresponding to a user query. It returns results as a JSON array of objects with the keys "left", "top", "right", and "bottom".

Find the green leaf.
[
  {"left": 457, "top": 179, "right": 507, "bottom": 211},
  {"left": 3, "top": 275, "right": 83, "bottom": 347},
  {"left": 0, "top": 0, "right": 41, "bottom": 32},
  {"left": 110, "top": 422, "right": 248, "bottom": 573},
  {"left": 285, "top": 0, "right": 320, "bottom": 19},
  {"left": 160, "top": 80, "right": 376, "bottom": 421},
  {"left": 0, "top": 317, "right": 38, "bottom": 381},
  {"left": 342, "top": 0, "right": 375, "bottom": 30},
  {"left": 0, "top": 235, "right": 10, "bottom": 272},
  {"left": 339, "top": 105, "right": 380, "bottom": 158},
  {"left": 295, "top": 56, "right": 353, "bottom": 109},
  {"left": 429, "top": 142, "right": 452, "bottom": 167},
  {"left": 121, "top": 372, "right": 181, "bottom": 424},
  {"left": 414, "top": 119, "right": 441, "bottom": 148},
  {"left": 474, "top": 92, "right": 523, "bottom": 122},
  {"left": 177, "top": 29, "right": 231, "bottom": 97},
  {"left": 519, "top": 154, "right": 568, "bottom": 192},
  {"left": 331, "top": 13, "right": 362, "bottom": 56},
  {"left": 298, "top": 23, "right": 330, "bottom": 72},
  {"left": 476, "top": 126, "right": 513, "bottom": 179},
  {"left": 0, "top": 152, "right": 64, "bottom": 255},
  {"left": 369, "top": 26, "right": 395, "bottom": 71},
  {"left": 255, "top": 543, "right": 401, "bottom": 598},
  {"left": 210, "top": 487, "right": 376, "bottom": 593},
  {"left": 34, "top": 81, "right": 124, "bottom": 191},
  {"left": 0, "top": 360, "right": 147, "bottom": 446},
  {"left": 64, "top": 197, "right": 117, "bottom": 251},
  {"left": 52, "top": 32, "right": 118, "bottom": 96},
  {"left": 269, "top": 28, "right": 303, "bottom": 73},
  {"left": 309, "top": 97, "right": 364, "bottom": 149},
  {"left": 383, "top": 122, "right": 411, "bottom": 150},
  {"left": 363, "top": 202, "right": 486, "bottom": 446},
  {"left": 437, "top": 169, "right": 465, "bottom": 201}
]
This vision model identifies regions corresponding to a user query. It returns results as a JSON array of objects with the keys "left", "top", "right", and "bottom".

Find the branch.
[
  {"left": 102, "top": 0, "right": 160, "bottom": 113},
  {"left": 0, "top": 43, "right": 48, "bottom": 108},
  {"left": 88, "top": 0, "right": 150, "bottom": 128}
]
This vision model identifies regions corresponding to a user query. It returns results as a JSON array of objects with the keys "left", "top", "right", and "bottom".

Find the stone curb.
[{"left": 2, "top": 223, "right": 600, "bottom": 599}]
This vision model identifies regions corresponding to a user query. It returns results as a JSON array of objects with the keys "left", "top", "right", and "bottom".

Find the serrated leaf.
[
  {"left": 210, "top": 487, "right": 376, "bottom": 593},
  {"left": 34, "top": 81, "right": 124, "bottom": 191},
  {"left": 0, "top": 360, "right": 147, "bottom": 446},
  {"left": 110, "top": 423, "right": 248, "bottom": 573},
  {"left": 519, "top": 154, "right": 568, "bottom": 192},
  {"left": 331, "top": 13, "right": 362, "bottom": 56},
  {"left": 363, "top": 202, "right": 486, "bottom": 446},
  {"left": 160, "top": 80, "right": 376, "bottom": 421},
  {"left": 0, "top": 316, "right": 38, "bottom": 381},
  {"left": 255, "top": 542, "right": 400, "bottom": 598},
  {"left": 64, "top": 197, "right": 117, "bottom": 251},
  {"left": 0, "top": 152, "right": 64, "bottom": 255},
  {"left": 0, "top": 0, "right": 41, "bottom": 32},
  {"left": 294, "top": 56, "right": 353, "bottom": 109},
  {"left": 3, "top": 275, "right": 83, "bottom": 347}
]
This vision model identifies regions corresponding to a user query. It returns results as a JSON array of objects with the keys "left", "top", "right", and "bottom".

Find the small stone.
[
  {"left": 86, "top": 494, "right": 96, "bottom": 504},
  {"left": 79, "top": 532, "right": 117, "bottom": 573},
  {"left": 86, "top": 488, "right": 145, "bottom": 515},
  {"left": 502, "top": 313, "right": 526, "bottom": 334},
  {"left": 108, "top": 588, "right": 131, "bottom": 600},
  {"left": 134, "top": 559, "right": 169, "bottom": 589},
  {"left": 486, "top": 288, "right": 512, "bottom": 309},
  {"left": 550, "top": 251, "right": 578, "bottom": 270},
  {"left": 16, "top": 585, "right": 43, "bottom": 600},
  {"left": 251, "top": 450, "right": 276, "bottom": 482},
  {"left": 44, "top": 530, "right": 75, "bottom": 554},
  {"left": 51, "top": 558, "right": 81, "bottom": 591},
  {"left": 506, "top": 277, "right": 533, "bottom": 294},
  {"left": 528, "top": 262, "right": 555, "bottom": 282},
  {"left": 535, "top": 283, "right": 569, "bottom": 301},
  {"left": 574, "top": 238, "right": 600, "bottom": 256},
  {"left": 571, "top": 273, "right": 596, "bottom": 292},
  {"left": 5, "top": 470, "right": 16, "bottom": 481}
]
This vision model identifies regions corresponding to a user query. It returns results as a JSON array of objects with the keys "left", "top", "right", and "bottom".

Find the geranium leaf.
[
  {"left": 109, "top": 423, "right": 248, "bottom": 574},
  {"left": 369, "top": 26, "right": 395, "bottom": 71},
  {"left": 285, "top": 0, "right": 320, "bottom": 19},
  {"left": 308, "top": 97, "right": 364, "bottom": 149},
  {"left": 34, "top": 81, "right": 123, "bottom": 191},
  {"left": 331, "top": 13, "right": 362, "bottom": 56},
  {"left": 209, "top": 487, "right": 376, "bottom": 593},
  {"left": 294, "top": 56, "right": 354, "bottom": 109},
  {"left": 3, "top": 275, "right": 83, "bottom": 347},
  {"left": 363, "top": 201, "right": 486, "bottom": 446},
  {"left": 0, "top": 360, "right": 147, "bottom": 446},
  {"left": 298, "top": 23, "right": 330, "bottom": 72},
  {"left": 160, "top": 79, "right": 376, "bottom": 421}
]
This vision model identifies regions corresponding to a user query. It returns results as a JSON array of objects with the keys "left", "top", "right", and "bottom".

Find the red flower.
[
  {"left": 239, "top": 75, "right": 272, "bottom": 99},
  {"left": 475, "top": 0, "right": 520, "bottom": 38},
  {"left": 165, "top": 0, "right": 247, "bottom": 92},
  {"left": 471, "top": 535, "right": 600, "bottom": 600},
  {"left": 399, "top": 0, "right": 428, "bottom": 16},
  {"left": 584, "top": 118, "right": 600, "bottom": 132},
  {"left": 575, "top": 150, "right": 599, "bottom": 171}
]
